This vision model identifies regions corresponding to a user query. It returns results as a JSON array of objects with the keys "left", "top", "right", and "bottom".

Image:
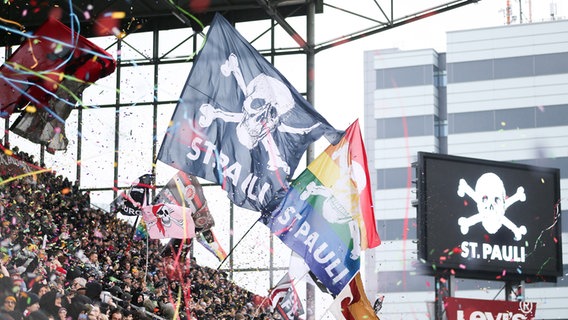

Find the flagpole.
[
  {"left": 306, "top": 1, "right": 316, "bottom": 319},
  {"left": 130, "top": 215, "right": 141, "bottom": 240},
  {"left": 216, "top": 219, "right": 259, "bottom": 270}
]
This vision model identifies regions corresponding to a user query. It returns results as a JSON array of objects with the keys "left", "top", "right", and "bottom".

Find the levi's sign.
[{"left": 444, "top": 297, "right": 536, "bottom": 320}]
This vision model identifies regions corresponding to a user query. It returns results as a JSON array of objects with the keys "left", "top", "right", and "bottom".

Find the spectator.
[
  {"left": 84, "top": 283, "right": 102, "bottom": 303},
  {"left": 77, "top": 305, "right": 89, "bottom": 320},
  {"left": 108, "top": 308, "right": 122, "bottom": 320},
  {"left": 70, "top": 278, "right": 87, "bottom": 293},
  {"left": 56, "top": 307, "right": 71, "bottom": 320},
  {"left": 29, "top": 284, "right": 49, "bottom": 299},
  {"left": 86, "top": 304, "right": 102, "bottom": 320},
  {"left": 1, "top": 296, "right": 20, "bottom": 320},
  {"left": 26, "top": 310, "right": 51, "bottom": 320},
  {"left": 19, "top": 292, "right": 40, "bottom": 318},
  {"left": 38, "top": 291, "right": 61, "bottom": 319},
  {"left": 0, "top": 147, "right": 280, "bottom": 320}
]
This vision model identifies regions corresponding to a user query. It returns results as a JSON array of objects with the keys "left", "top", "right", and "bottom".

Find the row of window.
[
  {"left": 376, "top": 217, "right": 417, "bottom": 241},
  {"left": 376, "top": 104, "right": 568, "bottom": 138},
  {"left": 376, "top": 64, "right": 435, "bottom": 89},
  {"left": 375, "top": 52, "right": 568, "bottom": 89},
  {"left": 448, "top": 104, "right": 568, "bottom": 134},
  {"left": 448, "top": 52, "right": 568, "bottom": 83},
  {"left": 376, "top": 115, "right": 436, "bottom": 139}
]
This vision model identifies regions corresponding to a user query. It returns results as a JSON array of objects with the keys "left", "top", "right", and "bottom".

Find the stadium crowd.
[{"left": 0, "top": 148, "right": 279, "bottom": 320}]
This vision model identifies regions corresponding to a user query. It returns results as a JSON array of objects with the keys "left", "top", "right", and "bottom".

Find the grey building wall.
[{"left": 365, "top": 19, "right": 568, "bottom": 319}]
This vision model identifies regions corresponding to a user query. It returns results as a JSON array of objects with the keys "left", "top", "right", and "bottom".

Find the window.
[
  {"left": 377, "top": 167, "right": 415, "bottom": 189},
  {"left": 377, "top": 115, "right": 435, "bottom": 139},
  {"left": 376, "top": 65, "right": 433, "bottom": 89},
  {"left": 448, "top": 52, "right": 568, "bottom": 83},
  {"left": 449, "top": 110, "right": 494, "bottom": 134}
]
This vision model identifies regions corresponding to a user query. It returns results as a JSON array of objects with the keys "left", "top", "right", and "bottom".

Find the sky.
[{"left": 310, "top": 0, "right": 566, "bottom": 132}]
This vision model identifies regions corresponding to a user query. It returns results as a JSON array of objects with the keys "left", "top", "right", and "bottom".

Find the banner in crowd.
[
  {"left": 141, "top": 202, "right": 196, "bottom": 239},
  {"left": 10, "top": 79, "right": 89, "bottom": 152},
  {"left": 269, "top": 273, "right": 304, "bottom": 320},
  {"left": 444, "top": 297, "right": 537, "bottom": 320},
  {"left": 110, "top": 174, "right": 154, "bottom": 216},
  {"left": 154, "top": 171, "right": 214, "bottom": 232},
  {"left": 269, "top": 273, "right": 294, "bottom": 310},
  {"left": 328, "top": 272, "right": 378, "bottom": 320},
  {"left": 134, "top": 219, "right": 148, "bottom": 241},
  {"left": 1, "top": 17, "right": 116, "bottom": 150},
  {"left": 154, "top": 171, "right": 226, "bottom": 254},
  {"left": 195, "top": 229, "right": 227, "bottom": 261},
  {"left": 263, "top": 120, "right": 380, "bottom": 296},
  {"left": 0, "top": 151, "right": 40, "bottom": 183},
  {"left": 157, "top": 13, "right": 342, "bottom": 212}
]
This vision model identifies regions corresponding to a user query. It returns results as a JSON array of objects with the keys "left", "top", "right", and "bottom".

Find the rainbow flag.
[
  {"left": 264, "top": 119, "right": 380, "bottom": 296},
  {"left": 134, "top": 219, "right": 148, "bottom": 241},
  {"left": 195, "top": 229, "right": 227, "bottom": 261}
]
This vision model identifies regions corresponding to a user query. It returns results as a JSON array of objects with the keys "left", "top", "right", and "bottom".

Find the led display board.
[{"left": 416, "top": 152, "right": 562, "bottom": 281}]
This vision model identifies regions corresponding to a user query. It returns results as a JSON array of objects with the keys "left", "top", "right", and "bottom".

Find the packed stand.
[{"left": 0, "top": 148, "right": 279, "bottom": 320}]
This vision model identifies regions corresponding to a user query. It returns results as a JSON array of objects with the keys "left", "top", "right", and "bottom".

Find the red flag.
[
  {"left": 1, "top": 17, "right": 116, "bottom": 150},
  {"left": 269, "top": 273, "right": 294, "bottom": 310},
  {"left": 329, "top": 272, "right": 379, "bottom": 320},
  {"left": 268, "top": 273, "right": 304, "bottom": 320},
  {"left": 347, "top": 119, "right": 381, "bottom": 248}
]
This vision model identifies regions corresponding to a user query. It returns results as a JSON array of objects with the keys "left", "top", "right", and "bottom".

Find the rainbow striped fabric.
[{"left": 265, "top": 120, "right": 380, "bottom": 296}]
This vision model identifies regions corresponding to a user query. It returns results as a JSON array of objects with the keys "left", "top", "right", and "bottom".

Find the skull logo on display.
[
  {"left": 198, "top": 53, "right": 321, "bottom": 174},
  {"left": 457, "top": 172, "right": 527, "bottom": 241}
]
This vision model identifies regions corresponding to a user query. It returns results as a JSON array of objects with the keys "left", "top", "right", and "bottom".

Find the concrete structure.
[{"left": 364, "top": 19, "right": 568, "bottom": 319}]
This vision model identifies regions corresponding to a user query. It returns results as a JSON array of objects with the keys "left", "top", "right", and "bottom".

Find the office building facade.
[{"left": 364, "top": 19, "right": 568, "bottom": 319}]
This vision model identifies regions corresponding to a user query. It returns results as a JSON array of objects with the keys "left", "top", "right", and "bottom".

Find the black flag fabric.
[
  {"left": 157, "top": 13, "right": 342, "bottom": 212},
  {"left": 110, "top": 174, "right": 154, "bottom": 216}
]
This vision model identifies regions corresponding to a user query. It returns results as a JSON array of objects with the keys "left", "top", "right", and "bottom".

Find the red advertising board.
[{"left": 444, "top": 297, "right": 536, "bottom": 320}]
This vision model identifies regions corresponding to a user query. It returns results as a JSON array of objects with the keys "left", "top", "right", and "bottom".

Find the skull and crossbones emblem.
[
  {"left": 198, "top": 53, "right": 320, "bottom": 174},
  {"left": 146, "top": 203, "right": 186, "bottom": 234},
  {"left": 457, "top": 172, "right": 527, "bottom": 241}
]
